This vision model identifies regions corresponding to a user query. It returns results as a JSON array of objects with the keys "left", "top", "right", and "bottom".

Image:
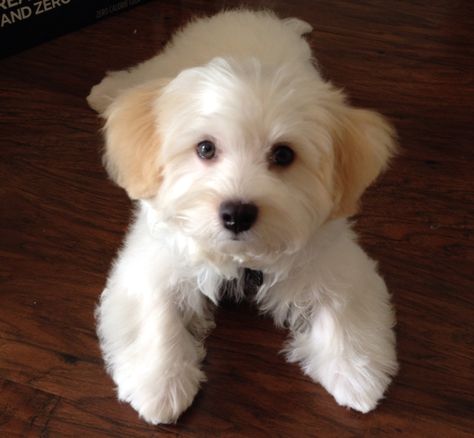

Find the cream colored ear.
[
  {"left": 332, "top": 108, "right": 397, "bottom": 217},
  {"left": 102, "top": 79, "right": 169, "bottom": 200}
]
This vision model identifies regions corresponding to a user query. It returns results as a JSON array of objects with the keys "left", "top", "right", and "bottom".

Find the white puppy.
[{"left": 88, "top": 9, "right": 398, "bottom": 424}]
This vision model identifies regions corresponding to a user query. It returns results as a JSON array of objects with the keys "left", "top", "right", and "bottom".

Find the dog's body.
[{"left": 88, "top": 10, "right": 398, "bottom": 424}]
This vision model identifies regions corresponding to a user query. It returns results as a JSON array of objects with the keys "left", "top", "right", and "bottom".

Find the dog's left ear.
[
  {"left": 331, "top": 107, "right": 397, "bottom": 217},
  {"left": 101, "top": 79, "right": 170, "bottom": 200}
]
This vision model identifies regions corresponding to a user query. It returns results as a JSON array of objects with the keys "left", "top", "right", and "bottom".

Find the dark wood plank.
[{"left": 1, "top": 0, "right": 473, "bottom": 436}]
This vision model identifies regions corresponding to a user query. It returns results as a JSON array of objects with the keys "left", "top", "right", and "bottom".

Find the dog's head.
[{"left": 101, "top": 58, "right": 396, "bottom": 264}]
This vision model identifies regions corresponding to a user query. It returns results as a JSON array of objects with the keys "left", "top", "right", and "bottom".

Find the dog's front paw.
[
  {"left": 117, "top": 364, "right": 205, "bottom": 424},
  {"left": 321, "top": 360, "right": 397, "bottom": 413}
]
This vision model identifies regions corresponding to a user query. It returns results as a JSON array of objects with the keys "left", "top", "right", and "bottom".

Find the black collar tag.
[{"left": 243, "top": 268, "right": 264, "bottom": 296}]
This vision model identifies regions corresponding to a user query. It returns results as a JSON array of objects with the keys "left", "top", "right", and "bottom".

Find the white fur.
[{"left": 88, "top": 10, "right": 398, "bottom": 424}]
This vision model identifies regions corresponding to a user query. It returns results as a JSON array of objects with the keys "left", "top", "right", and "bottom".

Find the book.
[{"left": 1, "top": 0, "right": 149, "bottom": 58}]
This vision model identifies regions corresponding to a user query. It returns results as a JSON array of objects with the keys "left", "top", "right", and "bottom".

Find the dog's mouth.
[
  {"left": 218, "top": 235, "right": 249, "bottom": 250},
  {"left": 230, "top": 233, "right": 243, "bottom": 241},
  {"left": 216, "top": 232, "right": 270, "bottom": 259}
]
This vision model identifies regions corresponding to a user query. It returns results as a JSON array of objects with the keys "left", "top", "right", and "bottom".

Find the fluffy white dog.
[{"left": 88, "top": 9, "right": 398, "bottom": 424}]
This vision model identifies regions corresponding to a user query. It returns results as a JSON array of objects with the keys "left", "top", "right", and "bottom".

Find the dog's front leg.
[
  {"left": 96, "top": 284, "right": 206, "bottom": 424},
  {"left": 285, "top": 239, "right": 398, "bottom": 413}
]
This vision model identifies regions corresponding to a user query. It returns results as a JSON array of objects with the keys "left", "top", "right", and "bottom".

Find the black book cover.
[{"left": 1, "top": 0, "right": 149, "bottom": 58}]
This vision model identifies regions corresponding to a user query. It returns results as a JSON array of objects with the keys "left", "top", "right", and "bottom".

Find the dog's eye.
[
  {"left": 196, "top": 140, "right": 216, "bottom": 160},
  {"left": 270, "top": 144, "right": 295, "bottom": 167}
]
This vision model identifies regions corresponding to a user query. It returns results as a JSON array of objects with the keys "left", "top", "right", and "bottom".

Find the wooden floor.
[{"left": 1, "top": 1, "right": 473, "bottom": 436}]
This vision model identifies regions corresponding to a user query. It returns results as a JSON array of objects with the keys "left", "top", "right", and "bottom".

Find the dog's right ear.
[
  {"left": 330, "top": 107, "right": 397, "bottom": 218},
  {"left": 101, "top": 79, "right": 169, "bottom": 200}
]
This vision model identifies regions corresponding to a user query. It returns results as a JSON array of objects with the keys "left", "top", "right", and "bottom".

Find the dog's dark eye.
[
  {"left": 196, "top": 140, "right": 216, "bottom": 160},
  {"left": 270, "top": 144, "right": 295, "bottom": 167}
]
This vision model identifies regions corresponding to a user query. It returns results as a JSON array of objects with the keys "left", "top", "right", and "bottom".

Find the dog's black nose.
[{"left": 219, "top": 200, "right": 258, "bottom": 233}]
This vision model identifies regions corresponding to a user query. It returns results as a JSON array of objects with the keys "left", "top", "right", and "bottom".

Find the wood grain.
[{"left": 1, "top": 0, "right": 473, "bottom": 436}]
